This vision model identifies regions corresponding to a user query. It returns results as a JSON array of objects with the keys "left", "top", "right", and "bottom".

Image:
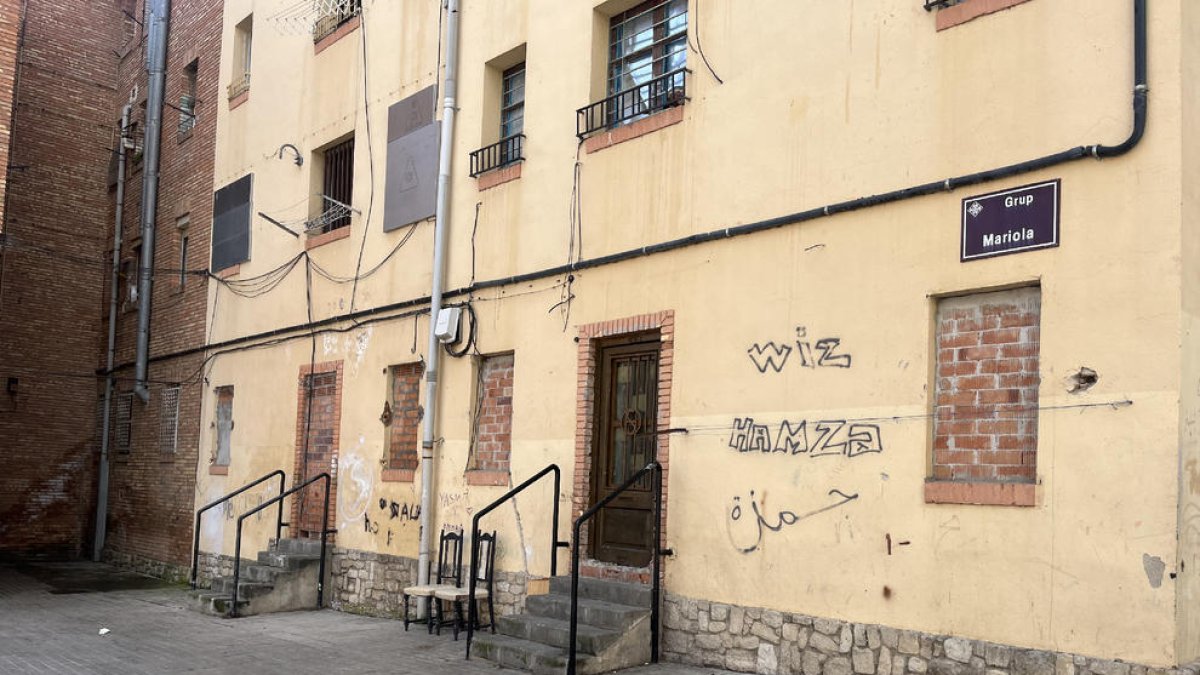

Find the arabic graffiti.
[
  {"left": 728, "top": 488, "right": 860, "bottom": 554},
  {"left": 729, "top": 417, "right": 883, "bottom": 457}
]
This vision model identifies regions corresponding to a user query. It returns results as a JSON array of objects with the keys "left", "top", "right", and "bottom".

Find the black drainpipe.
[{"left": 107, "top": 0, "right": 1147, "bottom": 375}]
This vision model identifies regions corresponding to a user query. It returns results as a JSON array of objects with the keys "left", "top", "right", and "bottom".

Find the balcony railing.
[
  {"left": 468, "top": 134, "right": 525, "bottom": 178},
  {"left": 313, "top": 0, "right": 362, "bottom": 43},
  {"left": 576, "top": 68, "right": 687, "bottom": 140}
]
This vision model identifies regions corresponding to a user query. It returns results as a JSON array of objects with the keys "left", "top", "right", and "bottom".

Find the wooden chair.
[
  {"left": 434, "top": 530, "right": 497, "bottom": 640},
  {"left": 402, "top": 528, "right": 463, "bottom": 633}
]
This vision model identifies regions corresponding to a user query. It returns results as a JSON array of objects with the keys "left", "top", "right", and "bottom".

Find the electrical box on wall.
[{"left": 434, "top": 307, "right": 461, "bottom": 344}]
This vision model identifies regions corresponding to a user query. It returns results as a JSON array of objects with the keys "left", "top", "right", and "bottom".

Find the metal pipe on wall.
[
  {"left": 94, "top": 104, "right": 132, "bottom": 561},
  {"left": 417, "top": 0, "right": 461, "bottom": 609},
  {"left": 133, "top": 0, "right": 172, "bottom": 402}
]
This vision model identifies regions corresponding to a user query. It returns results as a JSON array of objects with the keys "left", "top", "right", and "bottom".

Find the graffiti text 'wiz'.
[{"left": 747, "top": 327, "right": 851, "bottom": 374}]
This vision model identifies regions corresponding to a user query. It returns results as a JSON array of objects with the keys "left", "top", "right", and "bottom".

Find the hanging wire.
[{"left": 349, "top": 0, "right": 378, "bottom": 313}]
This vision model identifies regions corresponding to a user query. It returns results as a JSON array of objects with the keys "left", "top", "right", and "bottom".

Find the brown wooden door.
[
  {"left": 297, "top": 371, "right": 338, "bottom": 538},
  {"left": 589, "top": 339, "right": 660, "bottom": 567}
]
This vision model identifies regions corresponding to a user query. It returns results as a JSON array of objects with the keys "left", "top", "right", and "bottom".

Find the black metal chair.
[
  {"left": 402, "top": 528, "right": 463, "bottom": 633},
  {"left": 433, "top": 530, "right": 497, "bottom": 640}
]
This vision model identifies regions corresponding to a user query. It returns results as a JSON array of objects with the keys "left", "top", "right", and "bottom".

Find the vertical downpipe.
[
  {"left": 133, "top": 0, "right": 171, "bottom": 402},
  {"left": 417, "top": 0, "right": 461, "bottom": 612},
  {"left": 94, "top": 104, "right": 132, "bottom": 561}
]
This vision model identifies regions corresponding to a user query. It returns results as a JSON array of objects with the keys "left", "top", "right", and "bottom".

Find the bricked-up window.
[
  {"left": 384, "top": 363, "right": 421, "bottom": 479},
  {"left": 468, "top": 354, "right": 514, "bottom": 484},
  {"left": 930, "top": 287, "right": 1041, "bottom": 504},
  {"left": 159, "top": 386, "right": 180, "bottom": 453},
  {"left": 115, "top": 393, "right": 133, "bottom": 453},
  {"left": 214, "top": 386, "right": 234, "bottom": 466}
]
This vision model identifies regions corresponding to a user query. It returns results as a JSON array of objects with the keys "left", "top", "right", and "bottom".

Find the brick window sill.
[
  {"left": 306, "top": 226, "right": 351, "bottom": 250},
  {"left": 583, "top": 105, "right": 684, "bottom": 155},
  {"left": 215, "top": 263, "right": 241, "bottom": 279},
  {"left": 924, "top": 480, "right": 1035, "bottom": 506},
  {"left": 477, "top": 162, "right": 522, "bottom": 191},
  {"left": 228, "top": 90, "right": 249, "bottom": 110},
  {"left": 314, "top": 15, "right": 359, "bottom": 55},
  {"left": 465, "top": 469, "right": 509, "bottom": 487},
  {"left": 382, "top": 468, "right": 416, "bottom": 483},
  {"left": 209, "top": 464, "right": 229, "bottom": 476},
  {"left": 936, "top": 0, "right": 1033, "bottom": 31}
]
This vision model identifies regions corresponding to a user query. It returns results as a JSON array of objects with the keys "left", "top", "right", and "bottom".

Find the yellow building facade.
[{"left": 198, "top": 0, "right": 1200, "bottom": 672}]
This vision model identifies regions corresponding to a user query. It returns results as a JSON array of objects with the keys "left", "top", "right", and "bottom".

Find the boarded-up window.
[
  {"left": 470, "top": 354, "right": 514, "bottom": 474},
  {"left": 383, "top": 86, "right": 438, "bottom": 231},
  {"left": 211, "top": 174, "right": 252, "bottom": 272},
  {"left": 385, "top": 363, "right": 422, "bottom": 474},
  {"left": 933, "top": 287, "right": 1041, "bottom": 483},
  {"left": 115, "top": 393, "right": 133, "bottom": 453},
  {"left": 160, "top": 386, "right": 181, "bottom": 453},
  {"left": 214, "top": 386, "right": 234, "bottom": 466}
]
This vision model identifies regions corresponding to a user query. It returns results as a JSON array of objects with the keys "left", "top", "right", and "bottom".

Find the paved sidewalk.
[{"left": 0, "top": 561, "right": 737, "bottom": 675}]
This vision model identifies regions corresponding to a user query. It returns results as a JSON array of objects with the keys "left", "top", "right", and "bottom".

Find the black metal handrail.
[
  {"left": 230, "top": 472, "right": 332, "bottom": 618},
  {"left": 469, "top": 134, "right": 525, "bottom": 178},
  {"left": 191, "top": 469, "right": 286, "bottom": 590},
  {"left": 567, "top": 461, "right": 664, "bottom": 675},
  {"left": 576, "top": 69, "right": 687, "bottom": 139},
  {"left": 465, "top": 464, "right": 567, "bottom": 658}
]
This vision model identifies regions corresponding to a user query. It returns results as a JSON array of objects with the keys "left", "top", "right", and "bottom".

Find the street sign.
[{"left": 961, "top": 179, "right": 1060, "bottom": 262}]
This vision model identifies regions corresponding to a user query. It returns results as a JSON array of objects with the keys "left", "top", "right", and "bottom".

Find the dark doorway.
[
  {"left": 296, "top": 371, "right": 338, "bottom": 538},
  {"left": 589, "top": 336, "right": 660, "bottom": 567}
]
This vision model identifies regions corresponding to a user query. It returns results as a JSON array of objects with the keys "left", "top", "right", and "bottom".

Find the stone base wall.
[
  {"left": 329, "top": 547, "right": 533, "bottom": 620},
  {"left": 193, "top": 552, "right": 236, "bottom": 588},
  {"left": 662, "top": 593, "right": 1200, "bottom": 675},
  {"left": 103, "top": 549, "right": 190, "bottom": 584}
]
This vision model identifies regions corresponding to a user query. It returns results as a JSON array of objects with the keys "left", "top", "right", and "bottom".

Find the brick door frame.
[
  {"left": 574, "top": 311, "right": 674, "bottom": 583},
  {"left": 292, "top": 360, "right": 343, "bottom": 539}
]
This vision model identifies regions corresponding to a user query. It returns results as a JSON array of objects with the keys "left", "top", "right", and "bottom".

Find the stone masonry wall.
[{"left": 662, "top": 593, "right": 1200, "bottom": 675}]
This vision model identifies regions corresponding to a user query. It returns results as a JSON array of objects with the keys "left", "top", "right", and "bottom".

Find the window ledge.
[
  {"left": 465, "top": 469, "right": 510, "bottom": 487},
  {"left": 306, "top": 226, "right": 351, "bottom": 250},
  {"left": 382, "top": 468, "right": 415, "bottom": 483},
  {"left": 477, "top": 162, "right": 522, "bottom": 191},
  {"left": 584, "top": 105, "right": 684, "bottom": 155},
  {"left": 314, "top": 15, "right": 359, "bottom": 55},
  {"left": 228, "top": 90, "right": 249, "bottom": 110},
  {"left": 215, "top": 263, "right": 241, "bottom": 279},
  {"left": 209, "top": 464, "right": 229, "bottom": 476},
  {"left": 924, "top": 480, "right": 1035, "bottom": 506},
  {"left": 936, "top": 0, "right": 1032, "bottom": 31}
]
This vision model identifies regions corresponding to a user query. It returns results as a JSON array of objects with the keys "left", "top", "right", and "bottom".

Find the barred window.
[
  {"left": 501, "top": 63, "right": 525, "bottom": 141},
  {"left": 608, "top": 0, "right": 687, "bottom": 99},
  {"left": 160, "top": 386, "right": 181, "bottom": 453},
  {"left": 115, "top": 393, "right": 133, "bottom": 453}
]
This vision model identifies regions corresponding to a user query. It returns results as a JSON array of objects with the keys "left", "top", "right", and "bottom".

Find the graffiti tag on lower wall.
[
  {"left": 729, "top": 418, "right": 883, "bottom": 457},
  {"left": 728, "top": 489, "right": 859, "bottom": 554},
  {"left": 748, "top": 327, "right": 852, "bottom": 374}
]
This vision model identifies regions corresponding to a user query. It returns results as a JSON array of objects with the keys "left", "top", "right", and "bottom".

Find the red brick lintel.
[
  {"left": 382, "top": 468, "right": 416, "bottom": 483},
  {"left": 924, "top": 480, "right": 1035, "bottom": 506},
  {"left": 228, "top": 90, "right": 249, "bottom": 110},
  {"left": 306, "top": 226, "right": 351, "bottom": 250},
  {"left": 936, "top": 0, "right": 1033, "bottom": 31},
  {"left": 465, "top": 470, "right": 510, "bottom": 487},
  {"left": 209, "top": 464, "right": 229, "bottom": 476},
  {"left": 477, "top": 162, "right": 522, "bottom": 191}
]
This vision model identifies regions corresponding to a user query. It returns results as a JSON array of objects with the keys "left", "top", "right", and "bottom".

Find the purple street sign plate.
[{"left": 961, "top": 179, "right": 1060, "bottom": 262}]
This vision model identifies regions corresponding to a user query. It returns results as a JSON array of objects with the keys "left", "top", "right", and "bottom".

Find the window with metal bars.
[
  {"left": 313, "top": 0, "right": 362, "bottom": 43},
  {"left": 501, "top": 63, "right": 525, "bottom": 141},
  {"left": 179, "top": 60, "right": 198, "bottom": 135},
  {"left": 608, "top": 0, "right": 687, "bottom": 118},
  {"left": 160, "top": 386, "right": 180, "bottom": 453},
  {"left": 318, "top": 137, "right": 354, "bottom": 233},
  {"left": 115, "top": 393, "right": 133, "bottom": 453}
]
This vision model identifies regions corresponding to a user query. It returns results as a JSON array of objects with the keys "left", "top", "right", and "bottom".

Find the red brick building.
[{"left": 0, "top": 0, "right": 218, "bottom": 575}]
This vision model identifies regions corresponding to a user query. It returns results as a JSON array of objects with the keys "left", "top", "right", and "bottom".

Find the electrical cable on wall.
[
  {"left": 348, "top": 0, "right": 377, "bottom": 313},
  {"left": 687, "top": 0, "right": 723, "bottom": 85}
]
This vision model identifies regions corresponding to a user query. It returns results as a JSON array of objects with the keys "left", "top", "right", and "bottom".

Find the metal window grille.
[
  {"left": 607, "top": 0, "right": 687, "bottom": 98},
  {"left": 577, "top": 69, "right": 686, "bottom": 139},
  {"left": 178, "top": 233, "right": 189, "bottom": 288},
  {"left": 317, "top": 137, "right": 355, "bottom": 233},
  {"left": 179, "top": 61, "right": 198, "bottom": 134},
  {"left": 469, "top": 134, "right": 525, "bottom": 178},
  {"left": 313, "top": 0, "right": 361, "bottom": 42},
  {"left": 501, "top": 63, "right": 525, "bottom": 140},
  {"left": 115, "top": 393, "right": 133, "bottom": 453},
  {"left": 159, "top": 386, "right": 180, "bottom": 453}
]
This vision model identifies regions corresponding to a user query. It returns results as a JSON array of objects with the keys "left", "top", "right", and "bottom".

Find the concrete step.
[
  {"left": 241, "top": 564, "right": 286, "bottom": 584},
  {"left": 256, "top": 551, "right": 321, "bottom": 570},
  {"left": 471, "top": 633, "right": 601, "bottom": 675},
  {"left": 271, "top": 538, "right": 325, "bottom": 557},
  {"left": 525, "top": 593, "right": 650, "bottom": 631},
  {"left": 496, "top": 614, "right": 621, "bottom": 654},
  {"left": 210, "top": 577, "right": 274, "bottom": 598},
  {"left": 188, "top": 590, "right": 249, "bottom": 618},
  {"left": 547, "top": 576, "right": 651, "bottom": 608}
]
